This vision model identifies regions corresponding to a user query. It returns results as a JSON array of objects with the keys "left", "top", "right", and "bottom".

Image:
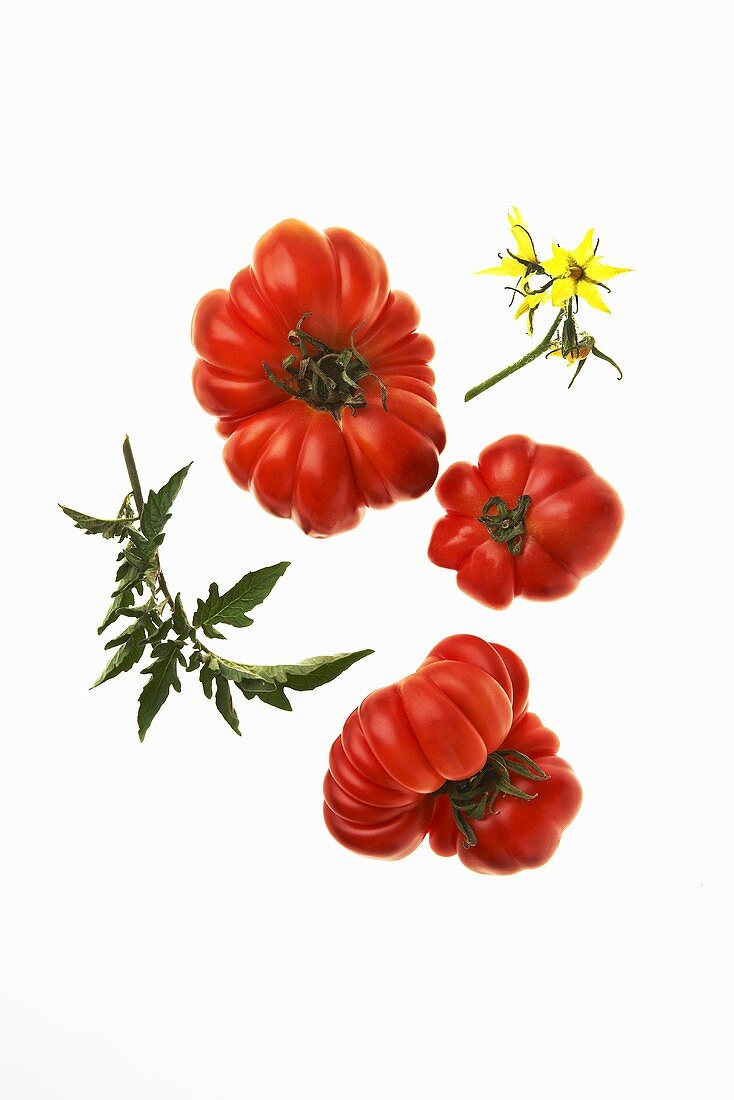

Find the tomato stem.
[
  {"left": 464, "top": 310, "right": 564, "bottom": 401},
  {"left": 263, "top": 313, "right": 387, "bottom": 421},
  {"left": 122, "top": 436, "right": 177, "bottom": 613},
  {"left": 437, "top": 749, "right": 548, "bottom": 848},
  {"left": 477, "top": 494, "right": 532, "bottom": 556}
]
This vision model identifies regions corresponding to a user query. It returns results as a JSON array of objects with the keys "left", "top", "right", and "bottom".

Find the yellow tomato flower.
[
  {"left": 476, "top": 207, "right": 541, "bottom": 278},
  {"left": 543, "top": 229, "right": 630, "bottom": 312}
]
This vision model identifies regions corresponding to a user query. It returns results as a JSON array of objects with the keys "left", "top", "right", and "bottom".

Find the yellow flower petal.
[
  {"left": 543, "top": 242, "right": 571, "bottom": 279},
  {"left": 475, "top": 256, "right": 525, "bottom": 278},
  {"left": 551, "top": 276, "right": 577, "bottom": 307},
  {"left": 584, "top": 259, "right": 632, "bottom": 283},
  {"left": 576, "top": 277, "right": 611, "bottom": 313},
  {"left": 574, "top": 229, "right": 596, "bottom": 267},
  {"left": 508, "top": 208, "right": 537, "bottom": 263}
]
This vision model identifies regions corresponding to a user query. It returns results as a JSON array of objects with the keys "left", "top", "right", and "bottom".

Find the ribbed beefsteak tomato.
[
  {"left": 428, "top": 434, "right": 623, "bottom": 608},
  {"left": 192, "top": 219, "right": 445, "bottom": 536},
  {"left": 323, "top": 635, "right": 582, "bottom": 875}
]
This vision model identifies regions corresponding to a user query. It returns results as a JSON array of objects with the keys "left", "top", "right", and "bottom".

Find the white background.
[{"left": 2, "top": 2, "right": 731, "bottom": 1097}]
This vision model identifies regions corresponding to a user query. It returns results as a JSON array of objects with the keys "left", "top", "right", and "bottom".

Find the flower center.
[
  {"left": 569, "top": 263, "right": 584, "bottom": 281},
  {"left": 263, "top": 313, "right": 387, "bottom": 422}
]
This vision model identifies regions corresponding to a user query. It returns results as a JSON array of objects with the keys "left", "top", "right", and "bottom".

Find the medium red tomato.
[
  {"left": 192, "top": 219, "right": 445, "bottom": 537},
  {"left": 428, "top": 434, "right": 623, "bottom": 608},
  {"left": 428, "top": 712, "right": 582, "bottom": 874}
]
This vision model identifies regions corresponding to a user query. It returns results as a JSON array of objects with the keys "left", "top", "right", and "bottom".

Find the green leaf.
[
  {"left": 238, "top": 683, "right": 293, "bottom": 712},
  {"left": 200, "top": 662, "right": 215, "bottom": 699},
  {"left": 59, "top": 504, "right": 131, "bottom": 540},
  {"left": 123, "top": 531, "right": 164, "bottom": 570},
  {"left": 172, "top": 593, "right": 189, "bottom": 637},
  {"left": 208, "top": 655, "right": 277, "bottom": 694},
  {"left": 201, "top": 621, "right": 227, "bottom": 641},
  {"left": 246, "top": 649, "right": 373, "bottom": 692},
  {"left": 91, "top": 623, "right": 148, "bottom": 688},
  {"left": 137, "top": 641, "right": 185, "bottom": 741},
  {"left": 192, "top": 562, "right": 289, "bottom": 634},
  {"left": 187, "top": 650, "right": 203, "bottom": 672},
  {"left": 214, "top": 675, "right": 241, "bottom": 734},
  {"left": 103, "top": 616, "right": 151, "bottom": 650},
  {"left": 98, "top": 586, "right": 135, "bottom": 634},
  {"left": 140, "top": 464, "right": 192, "bottom": 540}
]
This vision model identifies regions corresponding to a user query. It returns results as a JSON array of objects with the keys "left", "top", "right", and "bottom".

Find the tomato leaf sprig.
[{"left": 60, "top": 437, "right": 372, "bottom": 741}]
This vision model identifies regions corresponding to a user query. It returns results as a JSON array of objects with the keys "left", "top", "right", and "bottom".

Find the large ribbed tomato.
[
  {"left": 428, "top": 435, "right": 623, "bottom": 608},
  {"left": 192, "top": 219, "right": 445, "bottom": 537},
  {"left": 323, "top": 635, "right": 582, "bottom": 875}
]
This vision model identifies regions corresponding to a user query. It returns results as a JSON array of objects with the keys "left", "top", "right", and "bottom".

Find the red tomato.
[
  {"left": 323, "top": 637, "right": 582, "bottom": 875},
  {"left": 428, "top": 434, "right": 624, "bottom": 608},
  {"left": 192, "top": 219, "right": 445, "bottom": 536},
  {"left": 428, "top": 712, "right": 582, "bottom": 874}
]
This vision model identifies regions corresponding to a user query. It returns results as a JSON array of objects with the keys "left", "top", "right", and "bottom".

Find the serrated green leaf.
[
  {"left": 137, "top": 641, "right": 185, "bottom": 741},
  {"left": 140, "top": 464, "right": 192, "bottom": 540},
  {"left": 192, "top": 562, "right": 289, "bottom": 634},
  {"left": 187, "top": 650, "right": 203, "bottom": 672},
  {"left": 201, "top": 621, "right": 227, "bottom": 641},
  {"left": 98, "top": 586, "right": 135, "bottom": 634},
  {"left": 59, "top": 504, "right": 132, "bottom": 539},
  {"left": 245, "top": 649, "right": 373, "bottom": 692},
  {"left": 214, "top": 675, "right": 241, "bottom": 734},
  {"left": 103, "top": 616, "right": 150, "bottom": 650},
  {"left": 200, "top": 663, "right": 215, "bottom": 699},
  {"left": 142, "top": 616, "right": 172, "bottom": 646},
  {"left": 91, "top": 628, "right": 148, "bottom": 688},
  {"left": 246, "top": 684, "right": 293, "bottom": 712},
  {"left": 123, "top": 533, "right": 164, "bottom": 570},
  {"left": 208, "top": 655, "right": 276, "bottom": 694},
  {"left": 113, "top": 561, "right": 146, "bottom": 597},
  {"left": 172, "top": 593, "right": 189, "bottom": 637}
]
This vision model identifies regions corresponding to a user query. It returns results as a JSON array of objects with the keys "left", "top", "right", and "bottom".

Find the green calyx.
[
  {"left": 263, "top": 313, "right": 387, "bottom": 421},
  {"left": 477, "top": 494, "right": 532, "bottom": 556},
  {"left": 438, "top": 749, "right": 549, "bottom": 848}
]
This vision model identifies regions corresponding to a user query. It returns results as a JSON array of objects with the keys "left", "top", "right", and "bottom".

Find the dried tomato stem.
[
  {"left": 263, "top": 313, "right": 387, "bottom": 420},
  {"left": 437, "top": 749, "right": 549, "bottom": 848},
  {"left": 478, "top": 494, "right": 532, "bottom": 556}
]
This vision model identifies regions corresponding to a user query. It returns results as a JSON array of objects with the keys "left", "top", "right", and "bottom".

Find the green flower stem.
[
  {"left": 122, "top": 435, "right": 176, "bottom": 612},
  {"left": 464, "top": 310, "right": 564, "bottom": 402}
]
